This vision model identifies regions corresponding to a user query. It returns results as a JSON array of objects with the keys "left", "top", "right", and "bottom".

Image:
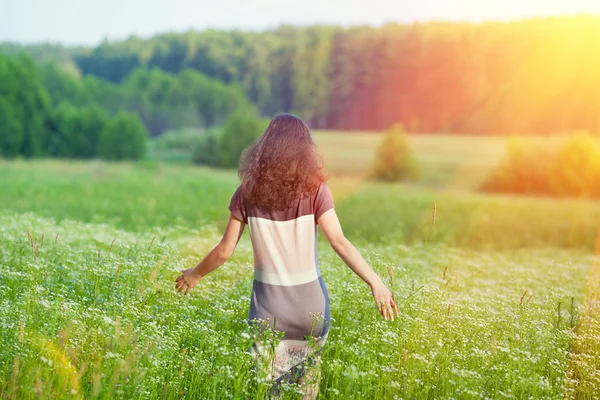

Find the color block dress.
[{"left": 228, "top": 183, "right": 334, "bottom": 384}]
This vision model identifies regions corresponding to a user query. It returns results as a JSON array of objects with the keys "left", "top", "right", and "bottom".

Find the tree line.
[
  {"left": 5, "top": 14, "right": 597, "bottom": 134},
  {"left": 0, "top": 51, "right": 253, "bottom": 159},
  {"left": 39, "top": 61, "right": 252, "bottom": 136}
]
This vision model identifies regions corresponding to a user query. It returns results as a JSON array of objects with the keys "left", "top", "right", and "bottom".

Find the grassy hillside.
[
  {"left": 1, "top": 159, "right": 599, "bottom": 251},
  {"left": 314, "top": 131, "right": 572, "bottom": 189}
]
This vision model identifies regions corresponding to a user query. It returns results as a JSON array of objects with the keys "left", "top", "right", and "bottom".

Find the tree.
[
  {"left": 98, "top": 111, "right": 148, "bottom": 160},
  {"left": 217, "top": 112, "right": 265, "bottom": 168},
  {"left": 47, "top": 101, "right": 80, "bottom": 157},
  {"left": 39, "top": 63, "right": 90, "bottom": 107},
  {"left": 0, "top": 53, "right": 53, "bottom": 158},
  {"left": 0, "top": 98, "right": 23, "bottom": 158},
  {"left": 371, "top": 124, "right": 419, "bottom": 181},
  {"left": 192, "top": 129, "right": 220, "bottom": 167},
  {"left": 79, "top": 105, "right": 109, "bottom": 158}
]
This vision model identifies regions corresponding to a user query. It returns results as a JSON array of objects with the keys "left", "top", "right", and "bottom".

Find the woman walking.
[{"left": 175, "top": 113, "right": 398, "bottom": 398}]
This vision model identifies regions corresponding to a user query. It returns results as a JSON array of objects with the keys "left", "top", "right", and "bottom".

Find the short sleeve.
[
  {"left": 314, "top": 183, "right": 335, "bottom": 223},
  {"left": 228, "top": 186, "right": 246, "bottom": 223}
]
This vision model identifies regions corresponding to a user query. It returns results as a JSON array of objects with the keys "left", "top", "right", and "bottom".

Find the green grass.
[
  {"left": 0, "top": 211, "right": 595, "bottom": 399},
  {"left": 1, "top": 160, "right": 599, "bottom": 251},
  {"left": 2, "top": 131, "right": 600, "bottom": 398}
]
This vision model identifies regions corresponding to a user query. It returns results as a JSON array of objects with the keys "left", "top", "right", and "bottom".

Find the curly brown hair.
[{"left": 238, "top": 113, "right": 327, "bottom": 211}]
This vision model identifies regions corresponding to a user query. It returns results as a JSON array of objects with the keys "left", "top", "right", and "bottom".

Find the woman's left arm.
[{"left": 175, "top": 214, "right": 245, "bottom": 295}]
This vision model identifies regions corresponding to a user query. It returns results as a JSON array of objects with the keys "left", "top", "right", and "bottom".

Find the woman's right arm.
[{"left": 318, "top": 208, "right": 399, "bottom": 321}]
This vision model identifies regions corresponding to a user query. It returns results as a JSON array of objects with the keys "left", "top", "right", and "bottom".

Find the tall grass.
[
  {"left": 0, "top": 212, "right": 594, "bottom": 398},
  {"left": 1, "top": 161, "right": 600, "bottom": 251}
]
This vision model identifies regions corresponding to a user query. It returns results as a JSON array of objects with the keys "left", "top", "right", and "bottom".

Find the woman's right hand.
[
  {"left": 175, "top": 268, "right": 202, "bottom": 296},
  {"left": 370, "top": 279, "right": 399, "bottom": 321}
]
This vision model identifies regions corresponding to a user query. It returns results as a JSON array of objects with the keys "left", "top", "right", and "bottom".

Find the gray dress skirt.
[{"left": 228, "top": 183, "right": 334, "bottom": 385}]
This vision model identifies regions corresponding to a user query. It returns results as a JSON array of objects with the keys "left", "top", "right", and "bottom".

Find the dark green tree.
[
  {"left": 98, "top": 111, "right": 148, "bottom": 160},
  {"left": 79, "top": 105, "right": 109, "bottom": 158},
  {"left": 217, "top": 112, "right": 265, "bottom": 168},
  {"left": 0, "top": 53, "right": 53, "bottom": 158},
  {"left": 0, "top": 98, "right": 23, "bottom": 158}
]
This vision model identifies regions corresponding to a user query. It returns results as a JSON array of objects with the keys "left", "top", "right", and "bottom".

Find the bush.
[
  {"left": 152, "top": 129, "right": 204, "bottom": 152},
  {"left": 481, "top": 137, "right": 554, "bottom": 195},
  {"left": 47, "top": 103, "right": 109, "bottom": 159},
  {"left": 192, "top": 129, "right": 220, "bottom": 167},
  {"left": 98, "top": 111, "right": 148, "bottom": 161},
  {"left": 79, "top": 105, "right": 109, "bottom": 158},
  {"left": 149, "top": 129, "right": 205, "bottom": 164},
  {"left": 551, "top": 131, "right": 600, "bottom": 197},
  {"left": 481, "top": 132, "right": 600, "bottom": 198},
  {"left": 370, "top": 124, "right": 420, "bottom": 181},
  {"left": 216, "top": 112, "right": 265, "bottom": 169}
]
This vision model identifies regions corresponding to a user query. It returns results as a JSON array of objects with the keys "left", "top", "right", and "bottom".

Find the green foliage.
[
  {"left": 78, "top": 105, "right": 110, "bottom": 158},
  {"left": 0, "top": 98, "right": 23, "bottom": 158},
  {"left": 149, "top": 129, "right": 206, "bottom": 164},
  {"left": 98, "top": 111, "right": 148, "bottom": 161},
  {"left": 123, "top": 67, "right": 253, "bottom": 136},
  {"left": 40, "top": 63, "right": 90, "bottom": 107},
  {"left": 370, "top": 124, "right": 419, "bottom": 181},
  {"left": 482, "top": 132, "right": 600, "bottom": 198},
  {"left": 0, "top": 53, "right": 53, "bottom": 158},
  {"left": 39, "top": 15, "right": 597, "bottom": 133},
  {"left": 80, "top": 75, "right": 128, "bottom": 115},
  {"left": 217, "top": 112, "right": 265, "bottom": 169},
  {"left": 47, "top": 103, "right": 109, "bottom": 159},
  {"left": 152, "top": 129, "right": 204, "bottom": 152},
  {"left": 192, "top": 129, "right": 220, "bottom": 167},
  {"left": 47, "top": 101, "right": 80, "bottom": 158}
]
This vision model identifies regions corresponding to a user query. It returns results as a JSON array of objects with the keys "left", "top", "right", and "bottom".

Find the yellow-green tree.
[{"left": 371, "top": 124, "right": 419, "bottom": 181}]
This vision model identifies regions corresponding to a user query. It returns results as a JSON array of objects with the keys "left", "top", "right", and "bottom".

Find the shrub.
[
  {"left": 152, "top": 129, "right": 204, "bottom": 152},
  {"left": 550, "top": 131, "right": 600, "bottom": 197},
  {"left": 48, "top": 103, "right": 109, "bottom": 159},
  {"left": 98, "top": 111, "right": 148, "bottom": 161},
  {"left": 482, "top": 132, "right": 600, "bottom": 198},
  {"left": 192, "top": 129, "right": 220, "bottom": 167},
  {"left": 370, "top": 124, "right": 420, "bottom": 181},
  {"left": 216, "top": 112, "right": 265, "bottom": 169},
  {"left": 481, "top": 137, "right": 554, "bottom": 195}
]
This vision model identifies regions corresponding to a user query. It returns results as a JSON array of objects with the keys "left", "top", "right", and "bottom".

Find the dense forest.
[
  {"left": 0, "top": 51, "right": 252, "bottom": 159},
  {"left": 1, "top": 14, "right": 600, "bottom": 144}
]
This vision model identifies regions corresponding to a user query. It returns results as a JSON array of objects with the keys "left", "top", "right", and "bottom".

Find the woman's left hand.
[
  {"left": 175, "top": 268, "right": 202, "bottom": 296},
  {"left": 370, "top": 280, "right": 399, "bottom": 321}
]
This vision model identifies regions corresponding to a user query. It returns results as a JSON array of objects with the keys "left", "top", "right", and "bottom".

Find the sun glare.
[{"left": 411, "top": 0, "right": 600, "bottom": 22}]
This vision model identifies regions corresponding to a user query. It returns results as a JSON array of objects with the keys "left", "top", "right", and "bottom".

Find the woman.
[{"left": 175, "top": 113, "right": 398, "bottom": 398}]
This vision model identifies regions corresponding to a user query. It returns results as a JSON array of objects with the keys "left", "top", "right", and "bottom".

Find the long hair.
[{"left": 238, "top": 113, "right": 327, "bottom": 211}]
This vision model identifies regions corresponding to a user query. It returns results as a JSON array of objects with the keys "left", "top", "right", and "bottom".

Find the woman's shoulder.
[
  {"left": 311, "top": 182, "right": 334, "bottom": 221},
  {"left": 228, "top": 185, "right": 247, "bottom": 222}
]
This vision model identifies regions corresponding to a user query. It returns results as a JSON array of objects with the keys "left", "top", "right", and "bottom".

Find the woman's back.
[{"left": 229, "top": 183, "right": 334, "bottom": 340}]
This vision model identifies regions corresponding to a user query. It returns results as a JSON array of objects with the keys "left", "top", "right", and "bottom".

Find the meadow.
[{"left": 1, "top": 132, "right": 599, "bottom": 399}]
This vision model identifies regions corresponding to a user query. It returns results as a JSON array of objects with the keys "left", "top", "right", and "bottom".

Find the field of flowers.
[
  {"left": 1, "top": 214, "right": 598, "bottom": 399},
  {"left": 1, "top": 159, "right": 599, "bottom": 399}
]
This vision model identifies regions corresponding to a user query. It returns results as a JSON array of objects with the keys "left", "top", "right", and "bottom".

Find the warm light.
[{"left": 400, "top": 0, "right": 600, "bottom": 22}]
